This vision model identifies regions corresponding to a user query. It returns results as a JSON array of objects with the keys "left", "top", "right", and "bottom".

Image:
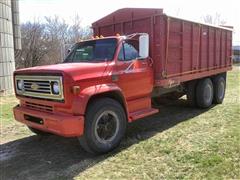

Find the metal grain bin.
[{"left": 0, "top": 0, "right": 20, "bottom": 96}]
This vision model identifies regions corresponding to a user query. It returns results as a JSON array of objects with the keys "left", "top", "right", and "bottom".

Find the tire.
[
  {"left": 78, "top": 98, "right": 126, "bottom": 154},
  {"left": 213, "top": 75, "right": 226, "bottom": 104},
  {"left": 28, "top": 126, "right": 51, "bottom": 136},
  {"left": 196, "top": 78, "right": 214, "bottom": 108},
  {"left": 186, "top": 80, "right": 197, "bottom": 107}
]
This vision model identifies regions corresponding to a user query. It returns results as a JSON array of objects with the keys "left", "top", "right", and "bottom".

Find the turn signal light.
[
  {"left": 72, "top": 86, "right": 80, "bottom": 95},
  {"left": 91, "top": 35, "right": 104, "bottom": 39}
]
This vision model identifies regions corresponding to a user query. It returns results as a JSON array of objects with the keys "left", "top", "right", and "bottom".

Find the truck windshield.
[{"left": 64, "top": 38, "right": 117, "bottom": 62}]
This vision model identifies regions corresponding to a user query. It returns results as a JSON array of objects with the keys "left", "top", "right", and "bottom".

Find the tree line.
[{"left": 15, "top": 15, "right": 92, "bottom": 69}]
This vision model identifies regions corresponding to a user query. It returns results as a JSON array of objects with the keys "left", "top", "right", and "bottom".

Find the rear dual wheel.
[
  {"left": 187, "top": 74, "right": 226, "bottom": 108},
  {"left": 213, "top": 75, "right": 226, "bottom": 104},
  {"left": 196, "top": 78, "right": 214, "bottom": 108},
  {"left": 186, "top": 80, "right": 197, "bottom": 106}
]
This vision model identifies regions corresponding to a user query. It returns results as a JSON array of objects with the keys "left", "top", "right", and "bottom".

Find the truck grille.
[
  {"left": 23, "top": 80, "right": 51, "bottom": 94},
  {"left": 15, "top": 75, "right": 64, "bottom": 101},
  {"left": 25, "top": 101, "right": 53, "bottom": 112}
]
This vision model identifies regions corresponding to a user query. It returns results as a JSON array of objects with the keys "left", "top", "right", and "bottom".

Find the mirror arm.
[{"left": 126, "top": 33, "right": 149, "bottom": 40}]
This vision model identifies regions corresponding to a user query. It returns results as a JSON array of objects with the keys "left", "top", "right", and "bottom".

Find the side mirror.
[{"left": 139, "top": 34, "right": 149, "bottom": 59}]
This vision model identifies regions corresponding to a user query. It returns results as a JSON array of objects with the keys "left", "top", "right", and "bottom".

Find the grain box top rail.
[
  {"left": 166, "top": 14, "right": 233, "bottom": 32},
  {"left": 92, "top": 8, "right": 233, "bottom": 32}
]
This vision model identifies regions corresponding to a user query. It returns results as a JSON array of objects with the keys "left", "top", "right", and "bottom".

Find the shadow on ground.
[{"left": 0, "top": 99, "right": 213, "bottom": 180}]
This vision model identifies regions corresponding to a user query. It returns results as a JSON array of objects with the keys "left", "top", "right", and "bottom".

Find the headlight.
[
  {"left": 52, "top": 82, "right": 60, "bottom": 94},
  {"left": 17, "top": 80, "right": 24, "bottom": 90}
]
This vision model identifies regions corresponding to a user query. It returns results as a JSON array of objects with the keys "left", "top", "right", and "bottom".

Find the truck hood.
[{"left": 14, "top": 62, "right": 113, "bottom": 81}]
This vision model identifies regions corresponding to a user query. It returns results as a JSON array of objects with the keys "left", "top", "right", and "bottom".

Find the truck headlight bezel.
[
  {"left": 52, "top": 81, "right": 60, "bottom": 94},
  {"left": 17, "top": 79, "right": 24, "bottom": 90}
]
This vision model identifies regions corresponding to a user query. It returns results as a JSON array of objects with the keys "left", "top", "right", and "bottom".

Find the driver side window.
[{"left": 118, "top": 40, "right": 139, "bottom": 61}]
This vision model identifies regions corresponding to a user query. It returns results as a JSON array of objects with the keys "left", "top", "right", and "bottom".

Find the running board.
[{"left": 129, "top": 108, "right": 159, "bottom": 122}]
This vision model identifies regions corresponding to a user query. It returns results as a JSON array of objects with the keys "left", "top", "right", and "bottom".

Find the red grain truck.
[{"left": 13, "top": 8, "right": 232, "bottom": 154}]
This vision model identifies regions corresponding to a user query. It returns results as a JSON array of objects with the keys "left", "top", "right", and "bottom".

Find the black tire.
[
  {"left": 196, "top": 78, "right": 214, "bottom": 108},
  {"left": 186, "top": 80, "right": 197, "bottom": 107},
  {"left": 28, "top": 126, "right": 51, "bottom": 136},
  {"left": 78, "top": 98, "right": 126, "bottom": 154},
  {"left": 213, "top": 75, "right": 226, "bottom": 104}
]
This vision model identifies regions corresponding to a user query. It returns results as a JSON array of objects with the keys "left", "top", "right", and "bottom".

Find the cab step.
[{"left": 129, "top": 108, "right": 159, "bottom": 122}]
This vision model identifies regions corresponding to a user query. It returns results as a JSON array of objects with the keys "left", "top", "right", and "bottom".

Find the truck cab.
[{"left": 13, "top": 34, "right": 158, "bottom": 154}]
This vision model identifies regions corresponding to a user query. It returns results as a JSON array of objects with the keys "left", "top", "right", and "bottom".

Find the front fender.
[{"left": 72, "top": 83, "right": 128, "bottom": 116}]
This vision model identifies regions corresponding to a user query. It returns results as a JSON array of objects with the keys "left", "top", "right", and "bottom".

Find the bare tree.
[
  {"left": 203, "top": 13, "right": 226, "bottom": 25},
  {"left": 68, "top": 14, "right": 92, "bottom": 43},
  {"left": 45, "top": 16, "right": 69, "bottom": 43},
  {"left": 44, "top": 16, "right": 69, "bottom": 64},
  {"left": 16, "top": 22, "right": 50, "bottom": 68},
  {"left": 15, "top": 15, "right": 93, "bottom": 69}
]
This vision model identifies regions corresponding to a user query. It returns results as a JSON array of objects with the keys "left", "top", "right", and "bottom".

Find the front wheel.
[{"left": 78, "top": 98, "right": 126, "bottom": 154}]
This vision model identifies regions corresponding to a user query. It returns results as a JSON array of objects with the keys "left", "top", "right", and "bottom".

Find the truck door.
[{"left": 114, "top": 39, "right": 153, "bottom": 100}]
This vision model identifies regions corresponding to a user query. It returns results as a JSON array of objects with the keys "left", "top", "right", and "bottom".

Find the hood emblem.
[{"left": 31, "top": 83, "right": 39, "bottom": 90}]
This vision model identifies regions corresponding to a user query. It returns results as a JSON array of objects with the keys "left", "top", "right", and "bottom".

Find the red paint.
[
  {"left": 92, "top": 8, "right": 232, "bottom": 87},
  {"left": 13, "top": 8, "right": 232, "bottom": 137},
  {"left": 13, "top": 105, "right": 84, "bottom": 137}
]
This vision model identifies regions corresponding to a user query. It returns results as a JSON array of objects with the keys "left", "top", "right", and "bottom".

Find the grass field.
[{"left": 0, "top": 66, "right": 239, "bottom": 180}]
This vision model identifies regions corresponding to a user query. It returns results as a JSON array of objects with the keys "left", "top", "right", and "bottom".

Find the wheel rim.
[
  {"left": 218, "top": 81, "right": 225, "bottom": 100},
  {"left": 94, "top": 110, "right": 120, "bottom": 144},
  {"left": 204, "top": 83, "right": 213, "bottom": 104}
]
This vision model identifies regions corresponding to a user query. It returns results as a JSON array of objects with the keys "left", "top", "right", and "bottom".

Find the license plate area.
[{"left": 24, "top": 114, "right": 44, "bottom": 125}]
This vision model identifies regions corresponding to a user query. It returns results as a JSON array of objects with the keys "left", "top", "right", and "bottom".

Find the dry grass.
[{"left": 0, "top": 96, "right": 29, "bottom": 144}]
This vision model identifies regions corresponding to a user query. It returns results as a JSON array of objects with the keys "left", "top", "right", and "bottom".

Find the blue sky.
[{"left": 19, "top": 0, "right": 240, "bottom": 45}]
